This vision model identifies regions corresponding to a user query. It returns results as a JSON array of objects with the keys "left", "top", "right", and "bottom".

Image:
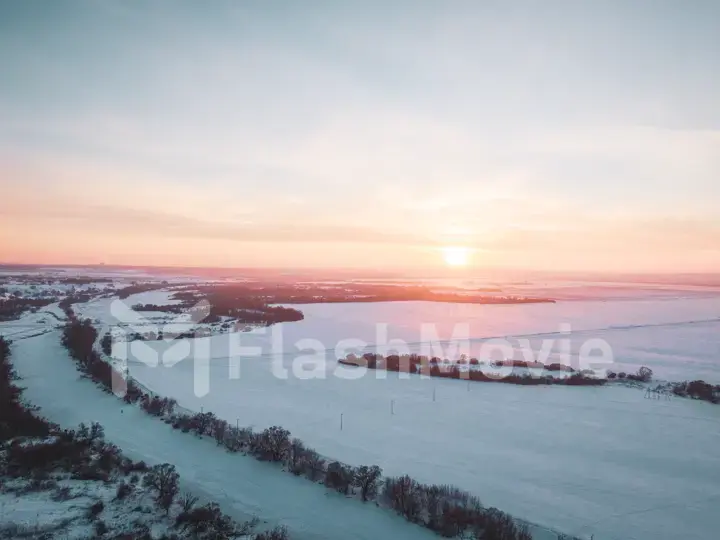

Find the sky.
[{"left": 1, "top": 0, "right": 719, "bottom": 273}]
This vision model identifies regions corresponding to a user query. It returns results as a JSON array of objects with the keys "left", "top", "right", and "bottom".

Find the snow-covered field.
[
  {"left": 115, "top": 295, "right": 720, "bottom": 540},
  {"left": 4, "top": 281, "right": 720, "bottom": 540},
  {"left": 123, "top": 289, "right": 184, "bottom": 307},
  {"left": 0, "top": 304, "right": 66, "bottom": 341},
  {"left": 115, "top": 297, "right": 720, "bottom": 381},
  {"left": 0, "top": 469, "right": 181, "bottom": 539}
]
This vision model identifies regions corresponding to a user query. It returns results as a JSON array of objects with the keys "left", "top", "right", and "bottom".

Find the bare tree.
[
  {"left": 383, "top": 475, "right": 422, "bottom": 522},
  {"left": 213, "top": 419, "right": 227, "bottom": 446},
  {"left": 143, "top": 463, "right": 179, "bottom": 513},
  {"left": 287, "top": 438, "right": 307, "bottom": 475},
  {"left": 192, "top": 412, "right": 216, "bottom": 436},
  {"left": 303, "top": 449, "right": 326, "bottom": 481},
  {"left": 637, "top": 366, "right": 653, "bottom": 382},
  {"left": 253, "top": 426, "right": 291, "bottom": 462},
  {"left": 325, "top": 461, "right": 354, "bottom": 495},
  {"left": 353, "top": 465, "right": 382, "bottom": 502},
  {"left": 178, "top": 492, "right": 199, "bottom": 513}
]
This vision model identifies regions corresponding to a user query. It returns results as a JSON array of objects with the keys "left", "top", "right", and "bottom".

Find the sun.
[{"left": 442, "top": 246, "right": 470, "bottom": 267}]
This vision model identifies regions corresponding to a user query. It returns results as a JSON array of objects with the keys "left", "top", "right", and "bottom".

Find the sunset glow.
[
  {"left": 442, "top": 247, "right": 470, "bottom": 267},
  {"left": 0, "top": 2, "right": 719, "bottom": 273}
]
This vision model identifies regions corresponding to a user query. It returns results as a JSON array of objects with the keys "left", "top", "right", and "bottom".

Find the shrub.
[
  {"left": 129, "top": 460, "right": 148, "bottom": 473},
  {"left": 287, "top": 438, "right": 307, "bottom": 475},
  {"left": 634, "top": 366, "right": 653, "bottom": 383},
  {"left": 475, "top": 507, "right": 530, "bottom": 540},
  {"left": 4, "top": 433, "right": 104, "bottom": 477},
  {"left": 353, "top": 465, "right": 382, "bottom": 502},
  {"left": 254, "top": 526, "right": 290, "bottom": 540},
  {"left": 324, "top": 461, "right": 354, "bottom": 495},
  {"left": 670, "top": 380, "right": 720, "bottom": 404},
  {"left": 143, "top": 463, "right": 179, "bottom": 514},
  {"left": 222, "top": 426, "right": 247, "bottom": 453},
  {"left": 141, "top": 396, "right": 176, "bottom": 417},
  {"left": 175, "top": 503, "right": 258, "bottom": 539},
  {"left": 187, "top": 412, "right": 216, "bottom": 436},
  {"left": 115, "top": 481, "right": 133, "bottom": 501},
  {"left": 101, "top": 332, "right": 113, "bottom": 356},
  {"left": 212, "top": 419, "right": 228, "bottom": 445},
  {"left": 382, "top": 475, "right": 422, "bottom": 522},
  {"left": 426, "top": 484, "right": 482, "bottom": 537},
  {"left": 251, "top": 426, "right": 291, "bottom": 462},
  {"left": 86, "top": 500, "right": 105, "bottom": 519},
  {"left": 303, "top": 449, "right": 326, "bottom": 482},
  {"left": 178, "top": 493, "right": 199, "bottom": 513},
  {"left": 94, "top": 520, "right": 109, "bottom": 536}
]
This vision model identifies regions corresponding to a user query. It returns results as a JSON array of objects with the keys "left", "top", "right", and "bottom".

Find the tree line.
[
  {"left": 0, "top": 298, "right": 54, "bottom": 321},
  {"left": 61, "top": 320, "right": 544, "bottom": 540},
  {"left": 339, "top": 353, "right": 608, "bottom": 387}
]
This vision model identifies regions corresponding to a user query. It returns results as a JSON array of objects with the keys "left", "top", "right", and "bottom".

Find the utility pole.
[
  {"left": 432, "top": 387, "right": 436, "bottom": 402},
  {"left": 391, "top": 400, "right": 395, "bottom": 415},
  {"left": 340, "top": 413, "right": 344, "bottom": 431}
]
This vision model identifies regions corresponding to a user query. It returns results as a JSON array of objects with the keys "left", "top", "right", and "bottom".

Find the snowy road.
[{"left": 8, "top": 330, "right": 440, "bottom": 540}]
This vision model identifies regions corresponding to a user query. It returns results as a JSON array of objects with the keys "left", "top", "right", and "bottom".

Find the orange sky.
[{"left": 2, "top": 3, "right": 719, "bottom": 273}]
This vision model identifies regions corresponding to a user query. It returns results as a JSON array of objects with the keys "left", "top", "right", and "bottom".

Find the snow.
[
  {"left": 110, "top": 297, "right": 720, "bottom": 382},
  {"left": 38, "top": 302, "right": 68, "bottom": 321},
  {"left": 126, "top": 354, "right": 720, "bottom": 540},
  {"left": 1, "top": 477, "right": 146, "bottom": 538},
  {"left": 0, "top": 311, "right": 57, "bottom": 341},
  {"left": 268, "top": 297, "right": 720, "bottom": 350},
  {"left": 8, "top": 330, "right": 442, "bottom": 540},
  {"left": 0, "top": 463, "right": 195, "bottom": 539},
  {"left": 123, "top": 289, "right": 184, "bottom": 306},
  {"left": 6, "top": 285, "right": 720, "bottom": 540},
  {"left": 113, "top": 296, "right": 720, "bottom": 540}
]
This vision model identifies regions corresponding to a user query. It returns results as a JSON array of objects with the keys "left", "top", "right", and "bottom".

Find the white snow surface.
[
  {"left": 7, "top": 291, "right": 720, "bottom": 540},
  {"left": 123, "top": 289, "right": 183, "bottom": 306},
  {"left": 115, "top": 296, "right": 720, "bottom": 382},
  {"left": 8, "top": 330, "right": 441, "bottom": 540},
  {"left": 112, "top": 296, "right": 720, "bottom": 540},
  {"left": 0, "top": 473, "right": 178, "bottom": 539}
]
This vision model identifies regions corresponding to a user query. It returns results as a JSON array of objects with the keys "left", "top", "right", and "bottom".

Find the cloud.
[
  {"left": 2, "top": 1, "right": 719, "bottom": 270},
  {"left": 0, "top": 196, "right": 432, "bottom": 246}
]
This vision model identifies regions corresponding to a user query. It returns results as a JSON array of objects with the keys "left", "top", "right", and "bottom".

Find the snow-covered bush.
[
  {"left": 115, "top": 480, "right": 133, "bottom": 500},
  {"left": 251, "top": 426, "right": 291, "bottom": 462},
  {"left": 301, "top": 448, "right": 326, "bottom": 482},
  {"left": 286, "top": 437, "right": 307, "bottom": 475},
  {"left": 628, "top": 366, "right": 653, "bottom": 382},
  {"left": 141, "top": 395, "right": 176, "bottom": 417},
  {"left": 254, "top": 526, "right": 290, "bottom": 540},
  {"left": 324, "top": 461, "right": 354, "bottom": 495},
  {"left": 382, "top": 475, "right": 423, "bottom": 522},
  {"left": 353, "top": 465, "right": 383, "bottom": 502},
  {"left": 174, "top": 502, "right": 257, "bottom": 539}
]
